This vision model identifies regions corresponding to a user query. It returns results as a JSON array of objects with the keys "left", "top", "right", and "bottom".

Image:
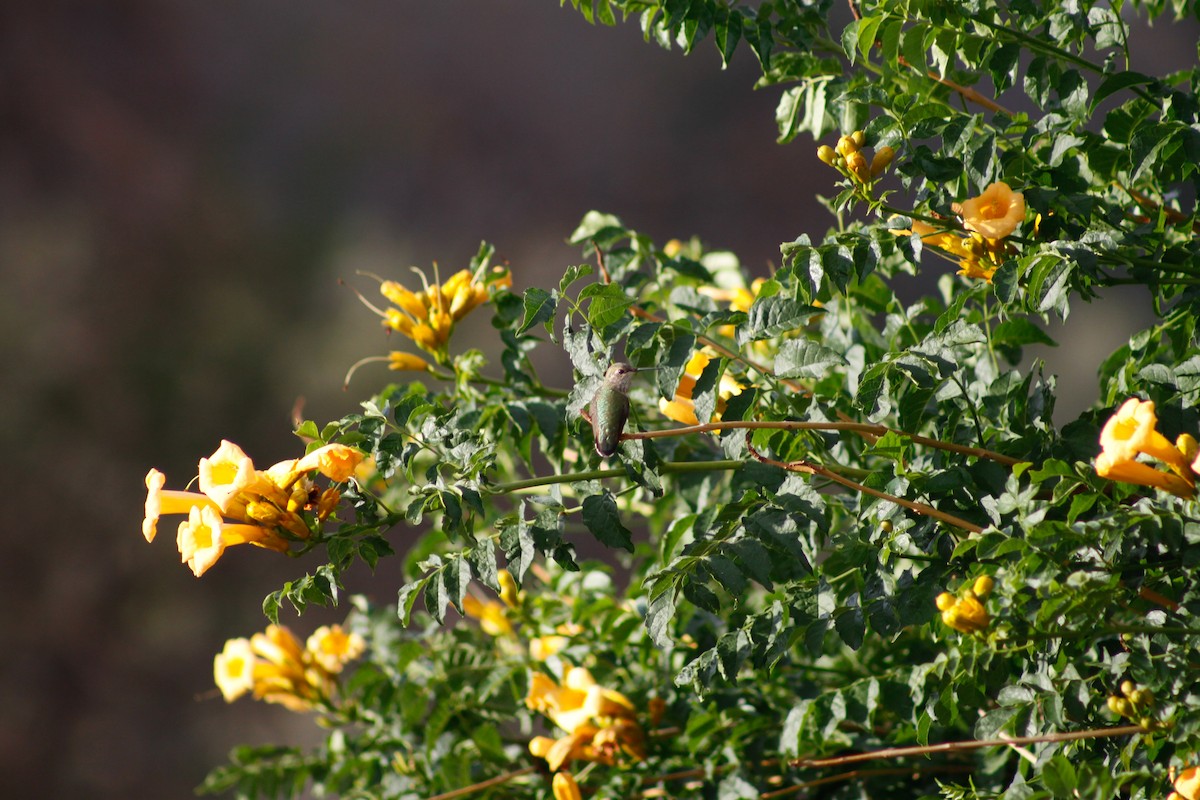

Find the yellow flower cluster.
[
  {"left": 817, "top": 129, "right": 894, "bottom": 183},
  {"left": 214, "top": 623, "right": 365, "bottom": 712},
  {"left": 526, "top": 666, "right": 646, "bottom": 773},
  {"left": 890, "top": 181, "right": 1025, "bottom": 282},
  {"left": 379, "top": 264, "right": 511, "bottom": 363},
  {"left": 936, "top": 575, "right": 993, "bottom": 634},
  {"left": 1095, "top": 397, "right": 1199, "bottom": 498},
  {"left": 1170, "top": 766, "right": 1200, "bottom": 800},
  {"left": 659, "top": 351, "right": 744, "bottom": 426},
  {"left": 1106, "top": 679, "right": 1156, "bottom": 728},
  {"left": 142, "top": 440, "right": 364, "bottom": 576}
]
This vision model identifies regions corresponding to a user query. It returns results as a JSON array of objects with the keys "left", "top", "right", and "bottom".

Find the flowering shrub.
[{"left": 144, "top": 2, "right": 1200, "bottom": 799}]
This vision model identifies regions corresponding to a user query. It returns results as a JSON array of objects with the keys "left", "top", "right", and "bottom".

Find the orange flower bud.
[
  {"left": 870, "top": 145, "right": 895, "bottom": 177},
  {"left": 553, "top": 772, "right": 582, "bottom": 800},
  {"left": 846, "top": 150, "right": 870, "bottom": 182}
]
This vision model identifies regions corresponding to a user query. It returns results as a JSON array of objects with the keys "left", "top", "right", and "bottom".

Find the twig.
[
  {"left": 624, "top": 419, "right": 1020, "bottom": 467},
  {"left": 746, "top": 439, "right": 985, "bottom": 534},
  {"left": 760, "top": 765, "right": 974, "bottom": 799},
  {"left": 423, "top": 766, "right": 537, "bottom": 800},
  {"left": 790, "top": 725, "right": 1146, "bottom": 768}
]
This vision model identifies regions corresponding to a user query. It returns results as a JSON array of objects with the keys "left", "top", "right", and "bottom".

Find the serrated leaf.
[
  {"left": 397, "top": 576, "right": 428, "bottom": 626},
  {"left": 580, "top": 282, "right": 633, "bottom": 329},
  {"left": 704, "top": 553, "right": 747, "bottom": 598},
  {"left": 424, "top": 569, "right": 450, "bottom": 624},
  {"left": 466, "top": 543, "right": 498, "bottom": 592},
  {"left": 683, "top": 580, "right": 721, "bottom": 613},
  {"left": 775, "top": 338, "right": 847, "bottom": 379},
  {"left": 737, "top": 294, "right": 822, "bottom": 344},
  {"left": 568, "top": 210, "right": 626, "bottom": 245},
  {"left": 646, "top": 586, "right": 677, "bottom": 647},
  {"left": 1042, "top": 754, "right": 1077, "bottom": 797},
  {"left": 581, "top": 492, "right": 634, "bottom": 551},
  {"left": 517, "top": 287, "right": 557, "bottom": 335},
  {"left": 559, "top": 263, "right": 594, "bottom": 294}
]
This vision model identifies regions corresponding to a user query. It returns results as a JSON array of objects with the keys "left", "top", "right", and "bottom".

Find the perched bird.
[{"left": 589, "top": 362, "right": 639, "bottom": 458}]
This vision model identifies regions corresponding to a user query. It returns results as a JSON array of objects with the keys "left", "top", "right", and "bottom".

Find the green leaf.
[
  {"left": 991, "top": 318, "right": 1057, "bottom": 348},
  {"left": 646, "top": 585, "right": 677, "bottom": 647},
  {"left": 1092, "top": 71, "right": 1156, "bottom": 112},
  {"left": 703, "top": 553, "right": 747, "bottom": 598},
  {"left": 581, "top": 492, "right": 634, "bottom": 551},
  {"left": 568, "top": 210, "right": 626, "bottom": 246},
  {"left": 656, "top": 327, "right": 698, "bottom": 398},
  {"left": 857, "top": 16, "right": 886, "bottom": 65},
  {"left": 559, "top": 263, "right": 594, "bottom": 294},
  {"left": 580, "top": 282, "right": 633, "bottom": 329},
  {"left": 775, "top": 338, "right": 847, "bottom": 379},
  {"left": 517, "top": 287, "right": 557, "bottom": 335},
  {"left": 397, "top": 575, "right": 428, "bottom": 626},
  {"left": 682, "top": 580, "right": 721, "bottom": 613},
  {"left": 466, "top": 542, "right": 498, "bottom": 592},
  {"left": 1042, "top": 754, "right": 1077, "bottom": 797},
  {"left": 714, "top": 8, "right": 742, "bottom": 68},
  {"left": 775, "top": 86, "right": 804, "bottom": 143},
  {"left": 692, "top": 355, "right": 724, "bottom": 424},
  {"left": 737, "top": 294, "right": 822, "bottom": 344}
]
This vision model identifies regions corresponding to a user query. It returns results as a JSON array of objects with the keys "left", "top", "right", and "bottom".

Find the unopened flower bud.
[
  {"left": 1177, "top": 433, "right": 1198, "bottom": 464},
  {"left": 936, "top": 592, "right": 957, "bottom": 612},
  {"left": 817, "top": 144, "right": 837, "bottom": 165},
  {"left": 973, "top": 575, "right": 994, "bottom": 598},
  {"left": 870, "top": 145, "right": 895, "bottom": 177},
  {"left": 943, "top": 595, "right": 989, "bottom": 633},
  {"left": 1120, "top": 680, "right": 1136, "bottom": 697},
  {"left": 316, "top": 487, "right": 341, "bottom": 521},
  {"left": 846, "top": 151, "right": 870, "bottom": 182},
  {"left": 553, "top": 772, "right": 582, "bottom": 800},
  {"left": 389, "top": 351, "right": 432, "bottom": 372},
  {"left": 836, "top": 135, "right": 858, "bottom": 158},
  {"left": 851, "top": 130, "right": 866, "bottom": 148},
  {"left": 498, "top": 569, "right": 521, "bottom": 609}
]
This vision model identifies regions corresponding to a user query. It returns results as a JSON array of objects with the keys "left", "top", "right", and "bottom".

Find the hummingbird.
[{"left": 589, "top": 362, "right": 640, "bottom": 458}]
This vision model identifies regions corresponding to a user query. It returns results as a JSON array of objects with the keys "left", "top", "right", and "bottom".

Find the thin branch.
[
  {"left": 760, "top": 765, "right": 975, "bottom": 799},
  {"left": 746, "top": 440, "right": 985, "bottom": 534},
  {"left": 625, "top": 419, "right": 1021, "bottom": 466},
  {"left": 790, "top": 725, "right": 1146, "bottom": 769},
  {"left": 423, "top": 766, "right": 537, "bottom": 800},
  {"left": 487, "top": 460, "right": 744, "bottom": 494}
]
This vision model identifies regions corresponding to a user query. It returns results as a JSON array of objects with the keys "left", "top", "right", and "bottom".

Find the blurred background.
[{"left": 0, "top": 2, "right": 1188, "bottom": 797}]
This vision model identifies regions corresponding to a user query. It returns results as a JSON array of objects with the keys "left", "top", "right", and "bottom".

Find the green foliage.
[{"left": 185, "top": 2, "right": 1200, "bottom": 798}]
